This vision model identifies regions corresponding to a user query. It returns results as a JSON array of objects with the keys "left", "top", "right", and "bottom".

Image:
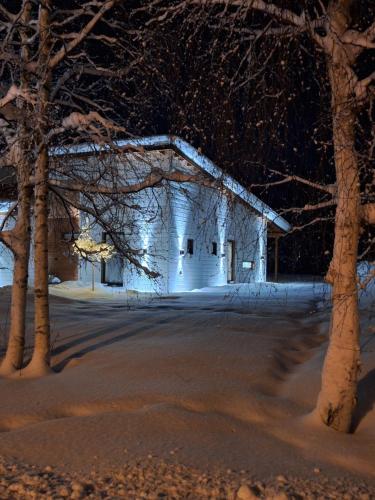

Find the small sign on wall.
[{"left": 242, "top": 261, "right": 255, "bottom": 270}]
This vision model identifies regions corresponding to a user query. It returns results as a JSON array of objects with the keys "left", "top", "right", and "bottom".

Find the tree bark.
[
  {"left": 0, "top": 0, "right": 33, "bottom": 375},
  {"left": 27, "top": 1, "right": 52, "bottom": 373},
  {"left": 0, "top": 179, "right": 32, "bottom": 374},
  {"left": 316, "top": 12, "right": 361, "bottom": 432}
]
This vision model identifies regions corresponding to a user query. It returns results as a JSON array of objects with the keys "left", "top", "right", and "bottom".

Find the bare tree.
[
  {"left": 0, "top": 0, "right": 214, "bottom": 375},
  {"left": 0, "top": 0, "right": 136, "bottom": 375},
  {"left": 150, "top": 0, "right": 374, "bottom": 432}
]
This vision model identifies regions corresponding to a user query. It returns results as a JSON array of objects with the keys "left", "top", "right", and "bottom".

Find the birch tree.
[
  {"left": 0, "top": 0, "right": 133, "bottom": 375},
  {"left": 0, "top": 0, "right": 214, "bottom": 375}
]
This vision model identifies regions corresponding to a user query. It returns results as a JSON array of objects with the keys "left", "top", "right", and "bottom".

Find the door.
[
  {"left": 101, "top": 233, "right": 124, "bottom": 286},
  {"left": 227, "top": 240, "right": 235, "bottom": 283}
]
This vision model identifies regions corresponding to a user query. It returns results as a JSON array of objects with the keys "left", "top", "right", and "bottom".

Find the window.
[
  {"left": 187, "top": 239, "right": 194, "bottom": 255},
  {"left": 242, "top": 261, "right": 255, "bottom": 270},
  {"left": 212, "top": 242, "right": 218, "bottom": 255}
]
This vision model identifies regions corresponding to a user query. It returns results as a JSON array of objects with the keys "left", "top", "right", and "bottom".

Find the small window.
[
  {"left": 212, "top": 242, "right": 217, "bottom": 255},
  {"left": 187, "top": 239, "right": 194, "bottom": 255},
  {"left": 242, "top": 261, "right": 255, "bottom": 270}
]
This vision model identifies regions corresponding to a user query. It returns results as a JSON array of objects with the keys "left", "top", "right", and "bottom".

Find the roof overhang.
[{"left": 53, "top": 135, "right": 291, "bottom": 233}]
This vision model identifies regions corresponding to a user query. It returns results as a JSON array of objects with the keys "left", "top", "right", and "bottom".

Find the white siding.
[
  {"left": 77, "top": 150, "right": 269, "bottom": 293},
  {"left": 0, "top": 243, "right": 13, "bottom": 287},
  {"left": 166, "top": 178, "right": 267, "bottom": 293},
  {"left": 226, "top": 204, "right": 267, "bottom": 284},
  {"left": 122, "top": 186, "right": 170, "bottom": 293},
  {"left": 79, "top": 184, "right": 171, "bottom": 293},
  {"left": 0, "top": 212, "right": 36, "bottom": 287}
]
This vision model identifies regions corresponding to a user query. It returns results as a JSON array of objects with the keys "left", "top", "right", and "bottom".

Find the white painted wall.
[
  {"left": 0, "top": 212, "right": 37, "bottom": 288},
  {"left": 166, "top": 179, "right": 267, "bottom": 293},
  {"left": 77, "top": 150, "right": 269, "bottom": 293},
  {"left": 167, "top": 182, "right": 227, "bottom": 292}
]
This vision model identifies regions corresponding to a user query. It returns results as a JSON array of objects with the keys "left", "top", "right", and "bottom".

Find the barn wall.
[
  {"left": 76, "top": 149, "right": 270, "bottom": 293},
  {"left": 166, "top": 174, "right": 267, "bottom": 292},
  {"left": 78, "top": 159, "right": 172, "bottom": 293},
  {"left": 226, "top": 203, "right": 267, "bottom": 284},
  {"left": 122, "top": 186, "right": 170, "bottom": 293},
  {"left": 0, "top": 243, "right": 13, "bottom": 287},
  {"left": 0, "top": 210, "right": 35, "bottom": 287},
  {"left": 167, "top": 181, "right": 229, "bottom": 292}
]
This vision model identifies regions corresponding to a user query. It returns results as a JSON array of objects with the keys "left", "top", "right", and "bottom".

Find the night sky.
[
  {"left": 106, "top": 2, "right": 373, "bottom": 276},
  {"left": 1, "top": 1, "right": 374, "bottom": 275}
]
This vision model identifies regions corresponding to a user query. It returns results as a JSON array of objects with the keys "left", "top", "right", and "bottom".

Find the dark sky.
[
  {"left": 124, "top": 3, "right": 374, "bottom": 275},
  {"left": 1, "top": 1, "right": 373, "bottom": 275}
]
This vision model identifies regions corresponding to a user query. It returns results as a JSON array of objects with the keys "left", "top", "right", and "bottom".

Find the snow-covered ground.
[{"left": 0, "top": 280, "right": 374, "bottom": 496}]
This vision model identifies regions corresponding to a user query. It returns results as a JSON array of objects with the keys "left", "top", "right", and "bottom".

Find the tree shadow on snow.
[
  {"left": 52, "top": 314, "right": 182, "bottom": 373},
  {"left": 351, "top": 368, "right": 375, "bottom": 432}
]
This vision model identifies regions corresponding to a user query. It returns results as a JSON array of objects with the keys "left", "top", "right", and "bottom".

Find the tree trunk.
[
  {"left": 27, "top": 1, "right": 52, "bottom": 374},
  {"left": 316, "top": 41, "right": 361, "bottom": 432},
  {"left": 28, "top": 146, "right": 51, "bottom": 372},
  {"left": 0, "top": 0, "right": 33, "bottom": 375},
  {"left": 0, "top": 182, "right": 32, "bottom": 374}
]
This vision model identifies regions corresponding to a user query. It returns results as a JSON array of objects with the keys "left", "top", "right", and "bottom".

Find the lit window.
[
  {"left": 187, "top": 239, "right": 194, "bottom": 255},
  {"left": 212, "top": 242, "right": 217, "bottom": 255},
  {"left": 242, "top": 261, "right": 255, "bottom": 270}
]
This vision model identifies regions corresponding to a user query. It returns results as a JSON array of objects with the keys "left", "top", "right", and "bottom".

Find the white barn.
[
  {"left": 0, "top": 136, "right": 290, "bottom": 292},
  {"left": 55, "top": 136, "right": 290, "bottom": 293}
]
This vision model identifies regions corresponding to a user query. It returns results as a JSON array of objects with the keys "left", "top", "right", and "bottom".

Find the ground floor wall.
[
  {"left": 166, "top": 183, "right": 267, "bottom": 293},
  {"left": 0, "top": 214, "right": 78, "bottom": 287}
]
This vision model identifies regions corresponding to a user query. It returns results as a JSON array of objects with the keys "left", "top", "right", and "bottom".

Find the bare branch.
[
  {"left": 281, "top": 199, "right": 336, "bottom": 214},
  {"left": 268, "top": 168, "right": 336, "bottom": 195},
  {"left": 0, "top": 230, "right": 13, "bottom": 248},
  {"left": 48, "top": 0, "right": 117, "bottom": 69},
  {"left": 361, "top": 203, "right": 375, "bottom": 225},
  {"left": 0, "top": 84, "right": 34, "bottom": 109},
  {"left": 359, "top": 264, "right": 375, "bottom": 290},
  {"left": 0, "top": 202, "right": 18, "bottom": 231},
  {"left": 47, "top": 169, "right": 213, "bottom": 195},
  {"left": 0, "top": 4, "right": 16, "bottom": 22},
  {"left": 342, "top": 29, "right": 375, "bottom": 51},
  {"left": 195, "top": 0, "right": 306, "bottom": 27},
  {"left": 355, "top": 71, "right": 375, "bottom": 101},
  {"left": 48, "top": 111, "right": 126, "bottom": 139}
]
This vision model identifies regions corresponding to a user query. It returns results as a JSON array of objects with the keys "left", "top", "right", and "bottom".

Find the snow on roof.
[{"left": 51, "top": 135, "right": 291, "bottom": 233}]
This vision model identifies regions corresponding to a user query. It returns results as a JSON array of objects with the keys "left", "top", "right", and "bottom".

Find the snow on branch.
[
  {"left": 342, "top": 29, "right": 375, "bottom": 52},
  {"left": 0, "top": 85, "right": 34, "bottom": 109},
  {"left": 197, "top": 0, "right": 306, "bottom": 27},
  {"left": 48, "top": 111, "right": 125, "bottom": 139},
  {"left": 268, "top": 168, "right": 336, "bottom": 195}
]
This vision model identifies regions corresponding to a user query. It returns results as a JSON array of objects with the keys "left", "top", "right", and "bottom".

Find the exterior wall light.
[{"left": 180, "top": 250, "right": 185, "bottom": 256}]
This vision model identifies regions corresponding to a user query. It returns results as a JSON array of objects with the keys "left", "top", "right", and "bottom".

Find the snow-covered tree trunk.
[
  {"left": 28, "top": 1, "right": 51, "bottom": 373},
  {"left": 0, "top": 0, "right": 33, "bottom": 375},
  {"left": 316, "top": 2, "right": 361, "bottom": 432},
  {"left": 0, "top": 176, "right": 32, "bottom": 374},
  {"left": 30, "top": 145, "right": 51, "bottom": 371}
]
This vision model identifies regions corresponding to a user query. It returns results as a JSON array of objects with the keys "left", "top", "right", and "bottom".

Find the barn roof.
[{"left": 52, "top": 135, "right": 291, "bottom": 233}]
